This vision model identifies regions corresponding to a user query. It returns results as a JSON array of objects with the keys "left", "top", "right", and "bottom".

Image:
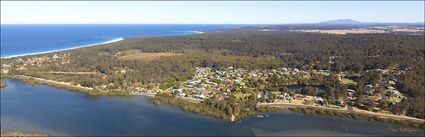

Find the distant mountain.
[{"left": 318, "top": 19, "right": 361, "bottom": 25}]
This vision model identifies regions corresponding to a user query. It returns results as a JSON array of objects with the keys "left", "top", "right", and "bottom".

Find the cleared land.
[
  {"left": 341, "top": 79, "right": 356, "bottom": 85},
  {"left": 50, "top": 71, "right": 97, "bottom": 75},
  {"left": 117, "top": 50, "right": 183, "bottom": 62}
]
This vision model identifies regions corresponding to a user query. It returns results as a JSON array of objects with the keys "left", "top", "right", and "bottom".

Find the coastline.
[
  {"left": 173, "top": 30, "right": 205, "bottom": 35},
  {"left": 0, "top": 30, "right": 205, "bottom": 59},
  {"left": 257, "top": 103, "right": 425, "bottom": 122},
  {"left": 1, "top": 28, "right": 423, "bottom": 130},
  {"left": 259, "top": 106, "right": 425, "bottom": 129},
  {"left": 2, "top": 75, "right": 425, "bottom": 129},
  {"left": 190, "top": 31, "right": 205, "bottom": 34},
  {"left": 0, "top": 38, "right": 124, "bottom": 59}
]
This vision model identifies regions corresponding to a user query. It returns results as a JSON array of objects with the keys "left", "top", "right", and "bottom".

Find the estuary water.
[
  {"left": 1, "top": 78, "right": 424, "bottom": 136},
  {"left": 0, "top": 24, "right": 240, "bottom": 58}
]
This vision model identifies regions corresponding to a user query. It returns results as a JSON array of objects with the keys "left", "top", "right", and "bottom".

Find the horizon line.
[{"left": 2, "top": 22, "right": 424, "bottom": 25}]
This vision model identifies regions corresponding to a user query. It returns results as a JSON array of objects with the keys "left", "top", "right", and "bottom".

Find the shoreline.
[
  {"left": 1, "top": 30, "right": 205, "bottom": 59},
  {"left": 257, "top": 103, "right": 425, "bottom": 123},
  {"left": 265, "top": 106, "right": 425, "bottom": 129},
  {"left": 2, "top": 76, "right": 425, "bottom": 129},
  {"left": 1, "top": 38, "right": 124, "bottom": 59},
  {"left": 190, "top": 31, "right": 205, "bottom": 34},
  {"left": 173, "top": 30, "right": 205, "bottom": 35}
]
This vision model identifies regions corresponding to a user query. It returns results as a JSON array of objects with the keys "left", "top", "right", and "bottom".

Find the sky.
[{"left": 1, "top": 1, "right": 424, "bottom": 24}]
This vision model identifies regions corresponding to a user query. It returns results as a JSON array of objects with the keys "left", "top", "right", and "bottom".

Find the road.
[
  {"left": 50, "top": 71, "right": 97, "bottom": 75},
  {"left": 16, "top": 75, "right": 93, "bottom": 90}
]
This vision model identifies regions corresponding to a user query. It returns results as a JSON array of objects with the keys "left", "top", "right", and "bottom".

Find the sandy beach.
[
  {"left": 190, "top": 31, "right": 205, "bottom": 34},
  {"left": 1, "top": 38, "right": 124, "bottom": 59},
  {"left": 1, "top": 30, "right": 206, "bottom": 59}
]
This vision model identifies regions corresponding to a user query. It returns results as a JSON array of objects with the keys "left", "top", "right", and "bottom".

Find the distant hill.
[{"left": 318, "top": 19, "right": 361, "bottom": 25}]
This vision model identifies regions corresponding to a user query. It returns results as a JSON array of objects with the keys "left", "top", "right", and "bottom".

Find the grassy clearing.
[
  {"left": 341, "top": 79, "right": 356, "bottom": 85},
  {"left": 117, "top": 49, "right": 183, "bottom": 62}
]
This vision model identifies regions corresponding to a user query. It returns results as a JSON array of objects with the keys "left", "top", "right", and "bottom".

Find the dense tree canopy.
[{"left": 4, "top": 28, "right": 424, "bottom": 119}]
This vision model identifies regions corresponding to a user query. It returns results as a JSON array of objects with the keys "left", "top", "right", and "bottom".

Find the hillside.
[{"left": 318, "top": 19, "right": 361, "bottom": 25}]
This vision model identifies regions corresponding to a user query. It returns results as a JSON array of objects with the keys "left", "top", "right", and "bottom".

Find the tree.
[
  {"left": 225, "top": 106, "right": 233, "bottom": 116},
  {"left": 352, "top": 63, "right": 363, "bottom": 73},
  {"left": 301, "top": 86, "right": 318, "bottom": 96}
]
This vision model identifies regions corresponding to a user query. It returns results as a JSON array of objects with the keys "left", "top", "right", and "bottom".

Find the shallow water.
[{"left": 1, "top": 78, "right": 423, "bottom": 136}]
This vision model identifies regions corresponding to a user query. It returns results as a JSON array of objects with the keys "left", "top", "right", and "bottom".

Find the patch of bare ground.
[{"left": 116, "top": 49, "right": 183, "bottom": 62}]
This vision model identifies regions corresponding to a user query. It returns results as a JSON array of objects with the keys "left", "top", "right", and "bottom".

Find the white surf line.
[{"left": 1, "top": 38, "right": 124, "bottom": 59}]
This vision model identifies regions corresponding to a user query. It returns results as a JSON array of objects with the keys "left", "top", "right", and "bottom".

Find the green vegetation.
[
  {"left": 1, "top": 27, "right": 424, "bottom": 122},
  {"left": 152, "top": 91, "right": 258, "bottom": 121}
]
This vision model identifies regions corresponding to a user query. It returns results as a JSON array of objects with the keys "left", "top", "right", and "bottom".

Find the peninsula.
[{"left": 1, "top": 25, "right": 424, "bottom": 128}]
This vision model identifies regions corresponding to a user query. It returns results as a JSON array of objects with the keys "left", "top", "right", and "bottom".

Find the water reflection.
[{"left": 1, "top": 78, "right": 423, "bottom": 136}]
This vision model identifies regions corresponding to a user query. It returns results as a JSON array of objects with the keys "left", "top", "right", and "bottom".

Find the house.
[
  {"left": 0, "top": 64, "right": 10, "bottom": 73},
  {"left": 387, "top": 86, "right": 396, "bottom": 90},
  {"left": 193, "top": 94, "right": 206, "bottom": 99},
  {"left": 187, "top": 80, "right": 201, "bottom": 85},
  {"left": 373, "top": 94, "right": 382, "bottom": 101},
  {"left": 335, "top": 99, "right": 343, "bottom": 106},
  {"left": 303, "top": 96, "right": 313, "bottom": 101},
  {"left": 391, "top": 90, "right": 400, "bottom": 95},
  {"left": 277, "top": 95, "right": 285, "bottom": 100},
  {"left": 277, "top": 93, "right": 291, "bottom": 100},
  {"left": 294, "top": 94, "right": 304, "bottom": 100},
  {"left": 178, "top": 92, "right": 186, "bottom": 97},
  {"left": 314, "top": 97, "right": 325, "bottom": 105},
  {"left": 257, "top": 93, "right": 263, "bottom": 99},
  {"left": 366, "top": 89, "right": 375, "bottom": 96},
  {"left": 365, "top": 84, "right": 373, "bottom": 90}
]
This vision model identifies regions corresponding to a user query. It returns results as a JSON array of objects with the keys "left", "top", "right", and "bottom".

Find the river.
[{"left": 1, "top": 78, "right": 423, "bottom": 136}]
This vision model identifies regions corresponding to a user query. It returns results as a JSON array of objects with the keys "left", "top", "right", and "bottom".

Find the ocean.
[{"left": 0, "top": 24, "right": 241, "bottom": 58}]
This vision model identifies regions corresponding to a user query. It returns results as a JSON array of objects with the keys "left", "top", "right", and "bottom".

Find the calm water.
[
  {"left": 1, "top": 78, "right": 424, "bottom": 136},
  {"left": 0, "top": 24, "right": 241, "bottom": 57},
  {"left": 287, "top": 84, "right": 326, "bottom": 93}
]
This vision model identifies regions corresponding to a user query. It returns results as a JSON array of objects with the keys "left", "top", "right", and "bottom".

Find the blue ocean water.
[{"left": 0, "top": 24, "right": 240, "bottom": 58}]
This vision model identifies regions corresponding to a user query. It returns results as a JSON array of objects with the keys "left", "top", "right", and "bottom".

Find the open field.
[
  {"left": 341, "top": 79, "right": 356, "bottom": 85},
  {"left": 117, "top": 49, "right": 183, "bottom": 62},
  {"left": 50, "top": 71, "right": 97, "bottom": 75}
]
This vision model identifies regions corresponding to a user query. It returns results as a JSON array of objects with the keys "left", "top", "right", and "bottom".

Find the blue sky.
[{"left": 1, "top": 1, "right": 424, "bottom": 24}]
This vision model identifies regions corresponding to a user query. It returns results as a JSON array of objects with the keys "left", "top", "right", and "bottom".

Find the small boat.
[{"left": 257, "top": 115, "right": 264, "bottom": 118}]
